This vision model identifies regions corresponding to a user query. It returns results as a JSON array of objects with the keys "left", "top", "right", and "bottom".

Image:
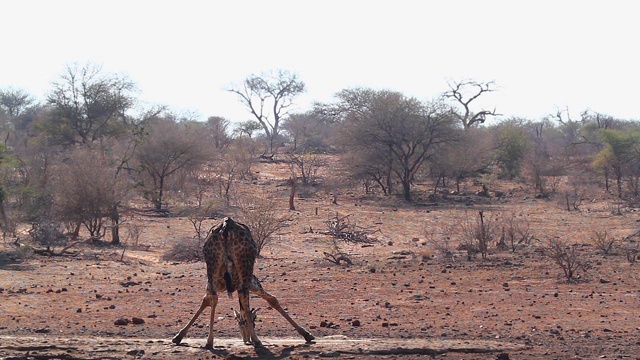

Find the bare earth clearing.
[{"left": 1, "top": 160, "right": 639, "bottom": 359}]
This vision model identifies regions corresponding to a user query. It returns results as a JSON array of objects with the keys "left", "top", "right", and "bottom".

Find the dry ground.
[{"left": 1, "top": 160, "right": 639, "bottom": 359}]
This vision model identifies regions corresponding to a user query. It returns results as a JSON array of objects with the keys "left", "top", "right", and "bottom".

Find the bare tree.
[
  {"left": 444, "top": 80, "right": 499, "bottom": 129},
  {"left": 227, "top": 69, "right": 305, "bottom": 153},
  {"left": 213, "top": 140, "right": 253, "bottom": 206},
  {"left": 288, "top": 150, "right": 324, "bottom": 185}
]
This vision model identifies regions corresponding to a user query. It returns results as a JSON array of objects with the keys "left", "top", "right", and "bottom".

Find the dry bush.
[
  {"left": 125, "top": 223, "right": 145, "bottom": 248},
  {"left": 236, "top": 196, "right": 291, "bottom": 257},
  {"left": 589, "top": 230, "right": 618, "bottom": 255},
  {"left": 184, "top": 200, "right": 224, "bottom": 242},
  {"left": 28, "top": 220, "right": 67, "bottom": 247},
  {"left": 288, "top": 150, "right": 325, "bottom": 185},
  {"left": 625, "top": 247, "right": 638, "bottom": 264},
  {"left": 425, "top": 229, "right": 455, "bottom": 261},
  {"left": 162, "top": 237, "right": 203, "bottom": 262},
  {"left": 500, "top": 213, "right": 534, "bottom": 252},
  {"left": 540, "top": 237, "right": 589, "bottom": 281},
  {"left": 457, "top": 210, "right": 499, "bottom": 260},
  {"left": 621, "top": 232, "right": 640, "bottom": 264}
]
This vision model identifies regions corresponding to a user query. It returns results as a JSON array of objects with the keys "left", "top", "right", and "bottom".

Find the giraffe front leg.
[
  {"left": 238, "top": 288, "right": 262, "bottom": 347},
  {"left": 252, "top": 284, "right": 314, "bottom": 343},
  {"left": 205, "top": 293, "right": 219, "bottom": 349},
  {"left": 173, "top": 292, "right": 215, "bottom": 345}
]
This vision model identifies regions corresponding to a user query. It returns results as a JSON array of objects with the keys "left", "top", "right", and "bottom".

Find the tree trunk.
[
  {"left": 156, "top": 176, "right": 165, "bottom": 210},
  {"left": 616, "top": 168, "right": 623, "bottom": 198},
  {"left": 288, "top": 178, "right": 296, "bottom": 210},
  {"left": 111, "top": 205, "right": 120, "bottom": 245},
  {"left": 402, "top": 179, "right": 411, "bottom": 202},
  {"left": 0, "top": 196, "right": 9, "bottom": 237},
  {"left": 433, "top": 175, "right": 441, "bottom": 195},
  {"left": 71, "top": 222, "right": 81, "bottom": 240}
]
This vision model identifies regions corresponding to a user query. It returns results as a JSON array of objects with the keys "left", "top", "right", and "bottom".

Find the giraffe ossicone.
[{"left": 171, "top": 217, "right": 314, "bottom": 348}]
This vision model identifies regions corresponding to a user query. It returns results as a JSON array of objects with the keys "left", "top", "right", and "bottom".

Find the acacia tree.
[
  {"left": 282, "top": 111, "right": 334, "bottom": 152},
  {"left": 332, "top": 88, "right": 455, "bottom": 202},
  {"left": 444, "top": 80, "right": 499, "bottom": 129},
  {"left": 206, "top": 116, "right": 230, "bottom": 148},
  {"left": 429, "top": 127, "right": 492, "bottom": 193},
  {"left": 136, "top": 118, "right": 210, "bottom": 210},
  {"left": 227, "top": 69, "right": 305, "bottom": 153},
  {"left": 595, "top": 129, "right": 640, "bottom": 197},
  {"left": 44, "top": 63, "right": 136, "bottom": 146},
  {"left": 491, "top": 119, "right": 531, "bottom": 179},
  {"left": 233, "top": 120, "right": 262, "bottom": 139},
  {"left": 0, "top": 87, "right": 35, "bottom": 118}
]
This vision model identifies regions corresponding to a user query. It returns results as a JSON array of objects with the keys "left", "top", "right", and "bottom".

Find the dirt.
[{"left": 1, "top": 160, "right": 639, "bottom": 359}]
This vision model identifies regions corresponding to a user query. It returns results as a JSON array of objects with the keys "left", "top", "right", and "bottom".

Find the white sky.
[{"left": 1, "top": 0, "right": 638, "bottom": 124}]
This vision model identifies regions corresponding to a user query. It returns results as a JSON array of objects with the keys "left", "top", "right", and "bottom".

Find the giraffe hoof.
[
  {"left": 204, "top": 343, "right": 213, "bottom": 350},
  {"left": 253, "top": 340, "right": 263, "bottom": 348},
  {"left": 304, "top": 333, "right": 315, "bottom": 343},
  {"left": 171, "top": 334, "right": 183, "bottom": 345}
]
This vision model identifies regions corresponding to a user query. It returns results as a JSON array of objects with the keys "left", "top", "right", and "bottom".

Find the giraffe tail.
[
  {"left": 224, "top": 270, "right": 234, "bottom": 298},
  {"left": 222, "top": 218, "right": 235, "bottom": 298}
]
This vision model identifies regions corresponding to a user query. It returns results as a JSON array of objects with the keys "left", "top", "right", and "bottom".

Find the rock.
[
  {"left": 114, "top": 318, "right": 130, "bottom": 326},
  {"left": 351, "top": 319, "right": 361, "bottom": 326},
  {"left": 131, "top": 317, "right": 145, "bottom": 325}
]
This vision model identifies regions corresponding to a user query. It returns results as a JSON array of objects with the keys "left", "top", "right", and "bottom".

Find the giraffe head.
[{"left": 233, "top": 308, "right": 259, "bottom": 345}]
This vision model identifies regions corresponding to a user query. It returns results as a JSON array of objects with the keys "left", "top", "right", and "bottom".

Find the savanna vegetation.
[
  {"left": 2, "top": 64, "right": 640, "bottom": 359},
  {"left": 1, "top": 65, "right": 638, "bottom": 247}
]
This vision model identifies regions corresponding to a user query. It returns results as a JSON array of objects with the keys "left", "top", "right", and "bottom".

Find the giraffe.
[{"left": 172, "top": 217, "right": 314, "bottom": 348}]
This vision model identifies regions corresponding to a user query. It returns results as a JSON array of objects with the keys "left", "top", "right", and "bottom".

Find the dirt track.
[{"left": 0, "top": 335, "right": 526, "bottom": 359}]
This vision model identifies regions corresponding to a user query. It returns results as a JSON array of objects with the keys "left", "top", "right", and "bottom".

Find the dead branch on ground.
[{"left": 323, "top": 213, "right": 378, "bottom": 244}]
